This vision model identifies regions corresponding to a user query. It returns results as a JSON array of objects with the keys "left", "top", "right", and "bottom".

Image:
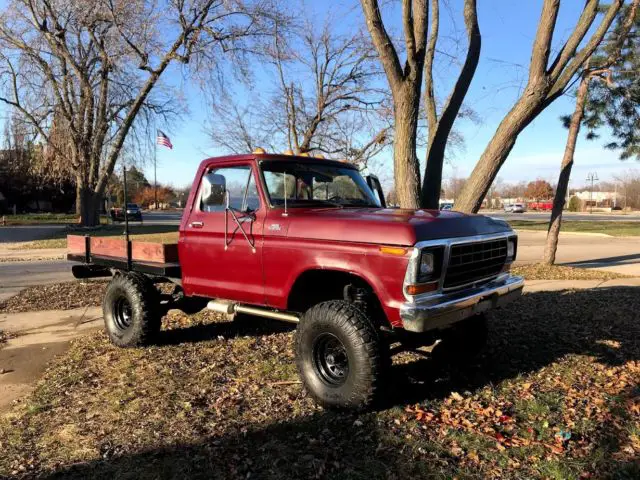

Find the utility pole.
[{"left": 586, "top": 172, "right": 599, "bottom": 214}]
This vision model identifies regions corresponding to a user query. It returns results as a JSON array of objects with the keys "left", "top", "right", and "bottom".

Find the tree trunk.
[
  {"left": 393, "top": 89, "right": 422, "bottom": 209},
  {"left": 78, "top": 187, "right": 100, "bottom": 226},
  {"left": 421, "top": 0, "right": 481, "bottom": 210},
  {"left": 543, "top": 75, "right": 590, "bottom": 265},
  {"left": 453, "top": 88, "right": 547, "bottom": 213},
  {"left": 75, "top": 182, "right": 82, "bottom": 216},
  {"left": 422, "top": 136, "right": 447, "bottom": 209},
  {"left": 76, "top": 170, "right": 100, "bottom": 227}
]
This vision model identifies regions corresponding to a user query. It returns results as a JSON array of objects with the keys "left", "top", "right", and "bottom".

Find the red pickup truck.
[{"left": 69, "top": 151, "right": 524, "bottom": 409}]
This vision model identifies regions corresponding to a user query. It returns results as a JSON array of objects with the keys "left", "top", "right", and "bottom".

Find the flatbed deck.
[{"left": 67, "top": 234, "right": 181, "bottom": 278}]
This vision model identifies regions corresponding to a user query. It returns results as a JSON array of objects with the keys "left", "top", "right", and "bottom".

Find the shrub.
[{"left": 568, "top": 196, "right": 582, "bottom": 212}]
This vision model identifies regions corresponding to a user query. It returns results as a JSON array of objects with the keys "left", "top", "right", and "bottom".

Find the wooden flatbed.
[{"left": 67, "top": 234, "right": 181, "bottom": 278}]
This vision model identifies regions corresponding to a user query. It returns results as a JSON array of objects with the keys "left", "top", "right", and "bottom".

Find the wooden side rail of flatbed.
[{"left": 67, "top": 234, "right": 181, "bottom": 279}]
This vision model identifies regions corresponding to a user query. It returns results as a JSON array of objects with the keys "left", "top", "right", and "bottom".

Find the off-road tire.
[
  {"left": 295, "top": 300, "right": 385, "bottom": 409},
  {"left": 103, "top": 273, "right": 162, "bottom": 347},
  {"left": 432, "top": 313, "right": 488, "bottom": 364}
]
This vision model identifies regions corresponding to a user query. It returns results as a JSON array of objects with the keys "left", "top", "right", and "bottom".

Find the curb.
[{"left": 514, "top": 229, "right": 612, "bottom": 238}]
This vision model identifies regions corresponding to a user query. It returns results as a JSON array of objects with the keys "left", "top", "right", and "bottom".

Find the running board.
[{"left": 206, "top": 300, "right": 300, "bottom": 324}]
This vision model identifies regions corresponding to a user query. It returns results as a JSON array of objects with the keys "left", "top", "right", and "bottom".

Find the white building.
[{"left": 574, "top": 190, "right": 618, "bottom": 206}]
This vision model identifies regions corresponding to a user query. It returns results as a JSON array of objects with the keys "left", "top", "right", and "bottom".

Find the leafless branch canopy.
[
  {"left": 0, "top": 0, "right": 286, "bottom": 224},
  {"left": 209, "top": 19, "right": 391, "bottom": 167}
]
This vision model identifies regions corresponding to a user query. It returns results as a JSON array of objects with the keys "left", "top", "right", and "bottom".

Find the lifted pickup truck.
[{"left": 68, "top": 151, "right": 524, "bottom": 409}]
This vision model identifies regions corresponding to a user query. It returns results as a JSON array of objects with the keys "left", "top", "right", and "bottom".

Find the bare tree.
[
  {"left": 359, "top": 0, "right": 428, "bottom": 208},
  {"left": 455, "top": 0, "right": 626, "bottom": 213},
  {"left": 0, "top": 0, "right": 283, "bottom": 225},
  {"left": 209, "top": 20, "right": 390, "bottom": 167},
  {"left": 543, "top": 1, "right": 639, "bottom": 264}
]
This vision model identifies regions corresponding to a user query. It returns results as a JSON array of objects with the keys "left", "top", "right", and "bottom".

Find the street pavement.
[
  {"left": 488, "top": 211, "right": 640, "bottom": 222},
  {"left": 0, "top": 210, "right": 183, "bottom": 245},
  {"left": 0, "top": 225, "right": 65, "bottom": 243},
  {"left": 0, "top": 230, "right": 638, "bottom": 303},
  {"left": 0, "top": 260, "right": 72, "bottom": 302},
  {"left": 515, "top": 230, "right": 640, "bottom": 275}
]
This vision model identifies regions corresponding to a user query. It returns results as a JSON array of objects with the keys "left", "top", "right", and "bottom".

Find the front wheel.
[
  {"left": 295, "top": 301, "right": 386, "bottom": 409},
  {"left": 103, "top": 273, "right": 162, "bottom": 347}
]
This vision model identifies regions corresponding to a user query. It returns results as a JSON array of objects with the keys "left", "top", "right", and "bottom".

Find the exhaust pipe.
[{"left": 207, "top": 300, "right": 300, "bottom": 324}]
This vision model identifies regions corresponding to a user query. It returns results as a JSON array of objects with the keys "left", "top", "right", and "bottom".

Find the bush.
[{"left": 568, "top": 196, "right": 582, "bottom": 212}]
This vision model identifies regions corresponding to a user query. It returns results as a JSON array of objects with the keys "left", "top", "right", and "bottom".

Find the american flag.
[{"left": 156, "top": 130, "right": 173, "bottom": 149}]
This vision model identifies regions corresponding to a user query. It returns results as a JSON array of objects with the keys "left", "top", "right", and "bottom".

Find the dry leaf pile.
[
  {"left": 0, "top": 281, "right": 108, "bottom": 314},
  {"left": 511, "top": 264, "right": 627, "bottom": 281},
  {"left": 0, "top": 287, "right": 638, "bottom": 478}
]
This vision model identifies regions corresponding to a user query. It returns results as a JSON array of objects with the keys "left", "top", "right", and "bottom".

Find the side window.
[{"left": 200, "top": 166, "right": 260, "bottom": 213}]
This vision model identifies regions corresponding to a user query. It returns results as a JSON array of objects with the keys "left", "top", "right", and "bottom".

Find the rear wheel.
[
  {"left": 295, "top": 300, "right": 386, "bottom": 409},
  {"left": 103, "top": 273, "right": 162, "bottom": 347}
]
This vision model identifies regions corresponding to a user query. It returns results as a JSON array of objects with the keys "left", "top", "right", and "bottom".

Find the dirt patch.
[
  {"left": 1, "top": 288, "right": 639, "bottom": 479},
  {"left": 0, "top": 281, "right": 107, "bottom": 314},
  {"left": 512, "top": 263, "right": 628, "bottom": 280}
]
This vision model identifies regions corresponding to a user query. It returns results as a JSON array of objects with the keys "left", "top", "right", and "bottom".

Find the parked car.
[
  {"left": 110, "top": 203, "right": 143, "bottom": 222},
  {"left": 69, "top": 151, "right": 523, "bottom": 410},
  {"left": 505, "top": 203, "right": 526, "bottom": 213},
  {"left": 440, "top": 202, "right": 454, "bottom": 211}
]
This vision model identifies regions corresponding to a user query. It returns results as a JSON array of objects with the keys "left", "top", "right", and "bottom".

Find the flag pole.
[{"left": 154, "top": 127, "right": 158, "bottom": 210}]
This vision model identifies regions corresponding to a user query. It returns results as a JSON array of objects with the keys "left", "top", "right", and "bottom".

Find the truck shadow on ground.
[
  {"left": 386, "top": 286, "right": 639, "bottom": 408},
  {"left": 565, "top": 252, "right": 640, "bottom": 268},
  {"left": 40, "top": 287, "right": 640, "bottom": 479},
  {"left": 158, "top": 287, "right": 639, "bottom": 410}
]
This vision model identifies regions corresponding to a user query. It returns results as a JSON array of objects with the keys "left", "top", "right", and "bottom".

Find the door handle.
[{"left": 190, "top": 221, "right": 204, "bottom": 228}]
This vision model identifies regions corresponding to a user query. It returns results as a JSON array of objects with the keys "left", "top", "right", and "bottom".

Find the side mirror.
[
  {"left": 365, "top": 174, "right": 386, "bottom": 208},
  {"left": 201, "top": 173, "right": 226, "bottom": 208}
]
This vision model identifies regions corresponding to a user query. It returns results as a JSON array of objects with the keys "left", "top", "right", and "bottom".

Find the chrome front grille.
[{"left": 443, "top": 238, "right": 508, "bottom": 290}]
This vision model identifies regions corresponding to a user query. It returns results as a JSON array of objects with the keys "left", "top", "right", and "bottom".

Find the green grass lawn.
[
  {"left": 509, "top": 220, "right": 640, "bottom": 236},
  {"left": 1, "top": 213, "right": 109, "bottom": 225},
  {"left": 12, "top": 225, "right": 179, "bottom": 250}
]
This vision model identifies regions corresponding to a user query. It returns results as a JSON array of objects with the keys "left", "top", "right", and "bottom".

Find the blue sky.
[
  {"left": 1, "top": 0, "right": 631, "bottom": 190},
  {"left": 151, "top": 0, "right": 638, "bottom": 191}
]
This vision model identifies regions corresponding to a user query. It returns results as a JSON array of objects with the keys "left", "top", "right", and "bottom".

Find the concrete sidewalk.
[{"left": 0, "top": 307, "right": 102, "bottom": 412}]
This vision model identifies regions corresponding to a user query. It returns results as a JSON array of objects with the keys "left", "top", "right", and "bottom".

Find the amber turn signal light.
[
  {"left": 405, "top": 282, "right": 438, "bottom": 296},
  {"left": 379, "top": 246, "right": 408, "bottom": 256}
]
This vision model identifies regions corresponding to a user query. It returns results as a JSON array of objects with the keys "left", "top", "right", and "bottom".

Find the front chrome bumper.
[{"left": 399, "top": 274, "right": 524, "bottom": 333}]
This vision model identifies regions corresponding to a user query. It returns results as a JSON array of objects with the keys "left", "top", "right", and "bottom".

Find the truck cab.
[
  {"left": 178, "top": 152, "right": 522, "bottom": 332},
  {"left": 72, "top": 150, "right": 524, "bottom": 410}
]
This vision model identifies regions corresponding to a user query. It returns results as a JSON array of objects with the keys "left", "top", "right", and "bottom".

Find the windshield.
[{"left": 261, "top": 161, "right": 380, "bottom": 208}]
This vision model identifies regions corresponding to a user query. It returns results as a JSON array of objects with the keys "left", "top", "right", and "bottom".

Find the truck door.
[{"left": 180, "top": 163, "right": 265, "bottom": 304}]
